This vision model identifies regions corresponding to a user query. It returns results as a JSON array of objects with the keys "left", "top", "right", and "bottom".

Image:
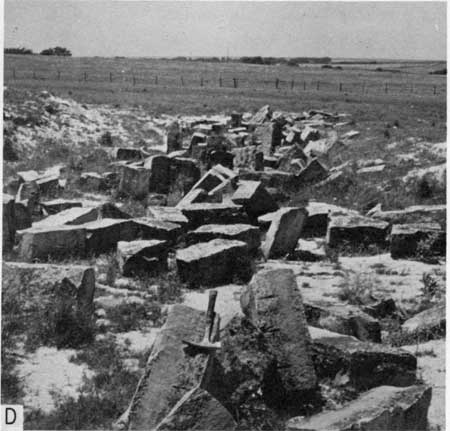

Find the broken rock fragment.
[
  {"left": 176, "top": 239, "right": 252, "bottom": 287},
  {"left": 117, "top": 240, "right": 168, "bottom": 276},
  {"left": 401, "top": 304, "right": 445, "bottom": 341}
]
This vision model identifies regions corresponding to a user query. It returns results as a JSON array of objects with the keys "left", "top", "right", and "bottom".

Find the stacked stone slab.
[
  {"left": 187, "top": 224, "right": 261, "bottom": 253},
  {"left": 176, "top": 239, "right": 252, "bottom": 287},
  {"left": 117, "top": 240, "right": 168, "bottom": 276},
  {"left": 180, "top": 203, "right": 249, "bottom": 229},
  {"left": 287, "top": 385, "right": 431, "bottom": 431}
]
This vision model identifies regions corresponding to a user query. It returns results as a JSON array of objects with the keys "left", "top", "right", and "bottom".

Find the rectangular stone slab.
[
  {"left": 286, "top": 385, "right": 432, "bottom": 431},
  {"left": 124, "top": 305, "right": 215, "bottom": 430}
]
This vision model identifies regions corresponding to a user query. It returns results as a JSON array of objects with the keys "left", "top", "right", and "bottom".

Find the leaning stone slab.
[
  {"left": 146, "top": 206, "right": 189, "bottom": 228},
  {"left": 191, "top": 164, "right": 237, "bottom": 194},
  {"left": 144, "top": 155, "right": 172, "bottom": 194},
  {"left": 286, "top": 385, "right": 431, "bottom": 431},
  {"left": 238, "top": 168, "right": 295, "bottom": 193},
  {"left": 401, "top": 304, "right": 445, "bottom": 341},
  {"left": 155, "top": 386, "right": 236, "bottom": 431},
  {"left": 327, "top": 214, "right": 389, "bottom": 248},
  {"left": 117, "top": 240, "right": 168, "bottom": 276},
  {"left": 3, "top": 193, "right": 15, "bottom": 251},
  {"left": 243, "top": 269, "right": 317, "bottom": 410},
  {"left": 115, "top": 305, "right": 216, "bottom": 431},
  {"left": 390, "top": 223, "right": 445, "bottom": 259},
  {"left": 180, "top": 203, "right": 248, "bottom": 229},
  {"left": 2, "top": 262, "right": 95, "bottom": 344},
  {"left": 370, "top": 204, "right": 446, "bottom": 227},
  {"left": 132, "top": 218, "right": 182, "bottom": 244},
  {"left": 41, "top": 199, "right": 83, "bottom": 215},
  {"left": 296, "top": 158, "right": 329, "bottom": 185},
  {"left": 18, "top": 225, "right": 86, "bottom": 261},
  {"left": 187, "top": 224, "right": 261, "bottom": 253},
  {"left": 231, "top": 180, "right": 278, "bottom": 220},
  {"left": 262, "top": 207, "right": 307, "bottom": 259},
  {"left": 309, "top": 326, "right": 417, "bottom": 390},
  {"left": 119, "top": 164, "right": 152, "bottom": 199},
  {"left": 176, "top": 239, "right": 252, "bottom": 287},
  {"left": 305, "top": 301, "right": 381, "bottom": 343}
]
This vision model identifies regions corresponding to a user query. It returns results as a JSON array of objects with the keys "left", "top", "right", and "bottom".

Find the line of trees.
[{"left": 4, "top": 46, "right": 72, "bottom": 56}]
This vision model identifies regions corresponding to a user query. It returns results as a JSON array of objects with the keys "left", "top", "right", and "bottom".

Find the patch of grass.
[
  {"left": 136, "top": 269, "right": 184, "bottom": 304},
  {"left": 337, "top": 272, "right": 375, "bottom": 305},
  {"left": 105, "top": 301, "right": 162, "bottom": 332}
]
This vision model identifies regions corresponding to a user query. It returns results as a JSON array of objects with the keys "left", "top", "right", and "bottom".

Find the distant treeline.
[
  {"left": 5, "top": 46, "right": 72, "bottom": 56},
  {"left": 161, "top": 56, "right": 332, "bottom": 66}
]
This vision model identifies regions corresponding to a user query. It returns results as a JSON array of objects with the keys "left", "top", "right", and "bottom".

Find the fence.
[{"left": 5, "top": 68, "right": 446, "bottom": 96}]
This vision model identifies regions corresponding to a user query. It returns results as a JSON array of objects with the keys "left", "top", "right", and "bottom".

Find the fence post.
[
  {"left": 316, "top": 81, "right": 320, "bottom": 91},
  {"left": 233, "top": 78, "right": 237, "bottom": 88},
  {"left": 291, "top": 79, "right": 294, "bottom": 90},
  {"left": 339, "top": 83, "right": 342, "bottom": 92},
  {"left": 181, "top": 76, "right": 184, "bottom": 86},
  {"left": 275, "top": 78, "right": 279, "bottom": 89},
  {"left": 433, "top": 85, "right": 437, "bottom": 95},
  {"left": 219, "top": 76, "right": 222, "bottom": 87},
  {"left": 384, "top": 83, "right": 388, "bottom": 93},
  {"left": 155, "top": 76, "right": 158, "bottom": 85},
  {"left": 109, "top": 72, "right": 113, "bottom": 82}
]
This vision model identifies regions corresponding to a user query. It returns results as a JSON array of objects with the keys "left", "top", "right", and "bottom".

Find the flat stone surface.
[
  {"left": 370, "top": 204, "right": 446, "bottom": 227},
  {"left": 262, "top": 207, "right": 307, "bottom": 259},
  {"left": 176, "top": 239, "right": 251, "bottom": 287},
  {"left": 402, "top": 304, "right": 445, "bottom": 339},
  {"left": 292, "top": 238, "right": 326, "bottom": 261},
  {"left": 309, "top": 326, "right": 416, "bottom": 389},
  {"left": 287, "top": 385, "right": 431, "bottom": 431},
  {"left": 180, "top": 203, "right": 248, "bottom": 228},
  {"left": 187, "top": 223, "right": 261, "bottom": 252},
  {"left": 132, "top": 217, "right": 182, "bottom": 244},
  {"left": 146, "top": 206, "right": 189, "bottom": 227},
  {"left": 118, "top": 164, "right": 152, "bottom": 199},
  {"left": 41, "top": 199, "right": 83, "bottom": 215}
]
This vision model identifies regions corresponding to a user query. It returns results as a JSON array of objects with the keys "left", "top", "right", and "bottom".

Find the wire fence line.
[{"left": 5, "top": 68, "right": 446, "bottom": 96}]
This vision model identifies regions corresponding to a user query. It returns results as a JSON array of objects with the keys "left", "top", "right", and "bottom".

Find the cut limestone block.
[
  {"left": 41, "top": 199, "right": 82, "bottom": 215},
  {"left": 115, "top": 305, "right": 216, "bottom": 431},
  {"left": 176, "top": 188, "right": 212, "bottom": 208},
  {"left": 370, "top": 204, "right": 446, "bottom": 227},
  {"left": 291, "top": 238, "right": 326, "bottom": 261},
  {"left": 132, "top": 218, "right": 182, "bottom": 244},
  {"left": 401, "top": 304, "right": 445, "bottom": 341},
  {"left": 238, "top": 168, "right": 295, "bottom": 193},
  {"left": 117, "top": 240, "right": 168, "bottom": 276},
  {"left": 187, "top": 224, "right": 261, "bottom": 253},
  {"left": 309, "top": 326, "right": 417, "bottom": 390},
  {"left": 83, "top": 219, "right": 138, "bottom": 255},
  {"left": 169, "top": 157, "right": 201, "bottom": 192},
  {"left": 327, "top": 214, "right": 389, "bottom": 248},
  {"left": 176, "top": 239, "right": 252, "bottom": 287},
  {"left": 231, "top": 180, "right": 278, "bottom": 220},
  {"left": 3, "top": 193, "right": 15, "bottom": 251},
  {"left": 243, "top": 269, "right": 317, "bottom": 411},
  {"left": 155, "top": 386, "right": 236, "bottom": 431},
  {"left": 286, "top": 385, "right": 432, "bottom": 431},
  {"left": 249, "top": 104, "right": 272, "bottom": 125},
  {"left": 146, "top": 206, "right": 189, "bottom": 228},
  {"left": 119, "top": 164, "right": 152, "bottom": 199},
  {"left": 191, "top": 164, "right": 237, "bottom": 195},
  {"left": 144, "top": 155, "right": 172, "bottom": 194},
  {"left": 14, "top": 200, "right": 32, "bottom": 230},
  {"left": 262, "top": 207, "right": 307, "bottom": 259},
  {"left": 296, "top": 158, "right": 329, "bottom": 185},
  {"left": 2, "top": 262, "right": 95, "bottom": 345},
  {"left": 305, "top": 302, "right": 381, "bottom": 343},
  {"left": 180, "top": 203, "right": 249, "bottom": 229},
  {"left": 18, "top": 225, "right": 86, "bottom": 261},
  {"left": 115, "top": 147, "right": 143, "bottom": 161},
  {"left": 390, "top": 223, "right": 445, "bottom": 259}
]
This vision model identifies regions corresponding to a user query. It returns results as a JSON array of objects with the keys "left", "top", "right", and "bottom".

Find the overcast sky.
[{"left": 4, "top": 1, "right": 447, "bottom": 60}]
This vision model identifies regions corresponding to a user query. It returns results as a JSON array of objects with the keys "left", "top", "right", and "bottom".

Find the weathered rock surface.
[
  {"left": 244, "top": 269, "right": 318, "bottom": 408},
  {"left": 41, "top": 199, "right": 83, "bottom": 215},
  {"left": 239, "top": 168, "right": 295, "bottom": 193},
  {"left": 144, "top": 155, "right": 172, "bottom": 194},
  {"left": 187, "top": 224, "right": 261, "bottom": 253},
  {"left": 2, "top": 262, "right": 95, "bottom": 345},
  {"left": 155, "top": 386, "right": 236, "bottom": 431},
  {"left": 327, "top": 214, "right": 389, "bottom": 248},
  {"left": 119, "top": 164, "right": 152, "bottom": 199},
  {"left": 309, "top": 326, "right": 417, "bottom": 389},
  {"left": 370, "top": 204, "right": 446, "bottom": 227},
  {"left": 231, "top": 180, "right": 278, "bottom": 220},
  {"left": 18, "top": 225, "right": 87, "bottom": 261},
  {"left": 176, "top": 239, "right": 252, "bottom": 287},
  {"left": 296, "top": 158, "right": 329, "bottom": 185},
  {"left": 180, "top": 203, "right": 248, "bottom": 229},
  {"left": 117, "top": 240, "right": 168, "bottom": 276},
  {"left": 117, "top": 305, "right": 215, "bottom": 431},
  {"left": 305, "top": 302, "right": 381, "bottom": 343},
  {"left": 401, "top": 304, "right": 445, "bottom": 340},
  {"left": 390, "top": 223, "right": 445, "bottom": 259},
  {"left": 286, "top": 385, "right": 432, "bottom": 431},
  {"left": 132, "top": 218, "right": 182, "bottom": 244},
  {"left": 262, "top": 207, "right": 307, "bottom": 259},
  {"left": 146, "top": 206, "right": 189, "bottom": 228}
]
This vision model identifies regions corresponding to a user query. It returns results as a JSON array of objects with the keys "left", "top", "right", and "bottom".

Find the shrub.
[{"left": 337, "top": 272, "right": 374, "bottom": 305}]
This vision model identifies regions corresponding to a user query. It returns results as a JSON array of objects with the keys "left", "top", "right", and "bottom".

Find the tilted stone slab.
[
  {"left": 155, "top": 386, "right": 236, "bottom": 431},
  {"left": 286, "top": 385, "right": 431, "bottom": 431},
  {"left": 146, "top": 206, "right": 189, "bottom": 228},
  {"left": 2, "top": 262, "right": 95, "bottom": 343},
  {"left": 132, "top": 218, "right": 182, "bottom": 244},
  {"left": 238, "top": 168, "right": 296, "bottom": 193},
  {"left": 390, "top": 223, "right": 445, "bottom": 259},
  {"left": 18, "top": 225, "right": 87, "bottom": 261},
  {"left": 117, "top": 240, "right": 168, "bottom": 276},
  {"left": 305, "top": 301, "right": 381, "bottom": 343},
  {"left": 309, "top": 326, "right": 417, "bottom": 390},
  {"left": 119, "top": 164, "right": 152, "bottom": 199},
  {"left": 3, "top": 193, "right": 15, "bottom": 251},
  {"left": 231, "top": 180, "right": 278, "bottom": 220},
  {"left": 327, "top": 214, "right": 389, "bottom": 248},
  {"left": 187, "top": 224, "right": 261, "bottom": 253},
  {"left": 176, "top": 239, "right": 252, "bottom": 287},
  {"left": 180, "top": 203, "right": 249, "bottom": 229},
  {"left": 401, "top": 304, "right": 445, "bottom": 341},
  {"left": 41, "top": 199, "right": 83, "bottom": 215},
  {"left": 262, "top": 207, "right": 307, "bottom": 259},
  {"left": 144, "top": 155, "right": 172, "bottom": 194},
  {"left": 243, "top": 269, "right": 317, "bottom": 410},
  {"left": 116, "top": 305, "right": 216, "bottom": 430}
]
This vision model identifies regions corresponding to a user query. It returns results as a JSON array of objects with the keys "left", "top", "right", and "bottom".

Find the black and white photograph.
[{"left": 1, "top": 1, "right": 446, "bottom": 430}]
